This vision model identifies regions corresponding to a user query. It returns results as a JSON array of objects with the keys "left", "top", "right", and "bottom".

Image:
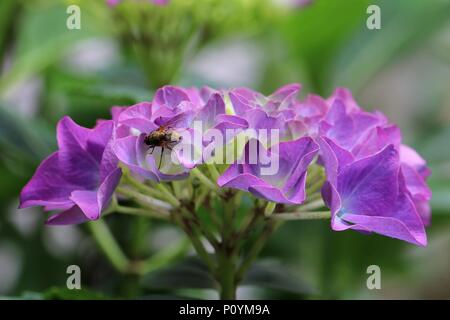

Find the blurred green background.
[{"left": 0, "top": 0, "right": 449, "bottom": 299}]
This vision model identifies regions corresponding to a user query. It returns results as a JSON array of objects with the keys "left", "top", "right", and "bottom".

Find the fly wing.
[{"left": 154, "top": 110, "right": 195, "bottom": 129}]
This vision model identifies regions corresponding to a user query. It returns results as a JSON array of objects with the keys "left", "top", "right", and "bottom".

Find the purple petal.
[
  {"left": 218, "top": 137, "right": 318, "bottom": 204},
  {"left": 341, "top": 190, "right": 427, "bottom": 246},
  {"left": 197, "top": 93, "right": 225, "bottom": 130},
  {"left": 87, "top": 120, "right": 114, "bottom": 163},
  {"left": 56, "top": 117, "right": 100, "bottom": 187},
  {"left": 69, "top": 168, "right": 122, "bottom": 220},
  {"left": 114, "top": 135, "right": 159, "bottom": 181},
  {"left": 118, "top": 102, "right": 156, "bottom": 133},
  {"left": 155, "top": 110, "right": 195, "bottom": 128},
  {"left": 229, "top": 91, "right": 253, "bottom": 114},
  {"left": 70, "top": 190, "right": 100, "bottom": 220},
  {"left": 58, "top": 148, "right": 99, "bottom": 189},
  {"left": 401, "top": 164, "right": 431, "bottom": 201},
  {"left": 46, "top": 206, "right": 90, "bottom": 226},
  {"left": 329, "top": 145, "right": 427, "bottom": 246},
  {"left": 245, "top": 109, "right": 286, "bottom": 133},
  {"left": 19, "top": 152, "right": 78, "bottom": 209},
  {"left": 327, "top": 87, "right": 361, "bottom": 112},
  {"left": 56, "top": 116, "right": 89, "bottom": 151},
  {"left": 317, "top": 136, "right": 354, "bottom": 186},
  {"left": 400, "top": 144, "right": 431, "bottom": 178},
  {"left": 352, "top": 125, "right": 401, "bottom": 159},
  {"left": 154, "top": 86, "right": 189, "bottom": 110},
  {"left": 338, "top": 145, "right": 399, "bottom": 215},
  {"left": 268, "top": 83, "right": 301, "bottom": 110}
]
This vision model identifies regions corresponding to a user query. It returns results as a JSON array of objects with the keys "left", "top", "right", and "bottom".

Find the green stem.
[
  {"left": 191, "top": 167, "right": 219, "bottom": 192},
  {"left": 217, "top": 250, "right": 237, "bottom": 300},
  {"left": 123, "top": 174, "right": 167, "bottom": 200},
  {"left": 206, "top": 163, "right": 221, "bottom": 181},
  {"left": 194, "top": 186, "right": 210, "bottom": 211},
  {"left": 138, "top": 237, "right": 190, "bottom": 275},
  {"left": 181, "top": 207, "right": 220, "bottom": 250},
  {"left": 306, "top": 173, "right": 325, "bottom": 195},
  {"left": 264, "top": 202, "right": 276, "bottom": 217},
  {"left": 116, "top": 204, "right": 170, "bottom": 220},
  {"left": 116, "top": 187, "right": 172, "bottom": 212},
  {"left": 172, "top": 213, "right": 216, "bottom": 272},
  {"left": 222, "top": 195, "right": 235, "bottom": 240},
  {"left": 216, "top": 191, "right": 239, "bottom": 299},
  {"left": 87, "top": 220, "right": 129, "bottom": 273},
  {"left": 156, "top": 183, "right": 181, "bottom": 207},
  {"left": 298, "top": 199, "right": 325, "bottom": 211},
  {"left": 273, "top": 210, "right": 331, "bottom": 220},
  {"left": 236, "top": 220, "right": 281, "bottom": 282}
]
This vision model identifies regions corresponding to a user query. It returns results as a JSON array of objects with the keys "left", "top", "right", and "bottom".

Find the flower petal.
[
  {"left": 46, "top": 206, "right": 90, "bottom": 226},
  {"left": 19, "top": 152, "right": 77, "bottom": 209}
]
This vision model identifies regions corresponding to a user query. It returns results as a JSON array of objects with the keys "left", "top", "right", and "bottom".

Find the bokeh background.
[{"left": 0, "top": 0, "right": 449, "bottom": 299}]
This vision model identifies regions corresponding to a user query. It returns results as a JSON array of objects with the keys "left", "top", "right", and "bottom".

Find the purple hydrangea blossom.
[
  {"left": 313, "top": 89, "right": 429, "bottom": 245},
  {"left": 112, "top": 86, "right": 228, "bottom": 181},
  {"left": 218, "top": 137, "right": 319, "bottom": 204},
  {"left": 222, "top": 84, "right": 430, "bottom": 245},
  {"left": 19, "top": 117, "right": 122, "bottom": 225},
  {"left": 19, "top": 83, "right": 432, "bottom": 246},
  {"left": 228, "top": 83, "right": 301, "bottom": 120}
]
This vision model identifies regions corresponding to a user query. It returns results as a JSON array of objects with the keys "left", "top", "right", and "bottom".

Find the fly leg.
[{"left": 158, "top": 146, "right": 164, "bottom": 170}]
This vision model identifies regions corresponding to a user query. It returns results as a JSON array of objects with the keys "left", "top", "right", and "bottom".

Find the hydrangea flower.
[
  {"left": 19, "top": 83, "right": 432, "bottom": 246},
  {"left": 314, "top": 89, "right": 429, "bottom": 245},
  {"left": 221, "top": 84, "right": 431, "bottom": 245},
  {"left": 19, "top": 117, "right": 122, "bottom": 225},
  {"left": 112, "top": 86, "right": 229, "bottom": 181},
  {"left": 218, "top": 137, "right": 319, "bottom": 204}
]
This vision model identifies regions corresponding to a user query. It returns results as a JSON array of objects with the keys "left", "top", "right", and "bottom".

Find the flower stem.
[
  {"left": 264, "top": 202, "right": 276, "bottom": 217},
  {"left": 156, "top": 183, "right": 181, "bottom": 207},
  {"left": 206, "top": 163, "right": 221, "bottom": 181},
  {"left": 116, "top": 187, "right": 172, "bottom": 211},
  {"left": 116, "top": 204, "right": 170, "bottom": 220},
  {"left": 172, "top": 213, "right": 216, "bottom": 272},
  {"left": 236, "top": 219, "right": 281, "bottom": 282},
  {"left": 123, "top": 173, "right": 166, "bottom": 200},
  {"left": 273, "top": 210, "right": 331, "bottom": 220},
  {"left": 137, "top": 237, "right": 191, "bottom": 275},
  {"left": 298, "top": 199, "right": 325, "bottom": 211},
  {"left": 191, "top": 167, "right": 219, "bottom": 192},
  {"left": 87, "top": 220, "right": 129, "bottom": 273},
  {"left": 217, "top": 249, "right": 237, "bottom": 300}
]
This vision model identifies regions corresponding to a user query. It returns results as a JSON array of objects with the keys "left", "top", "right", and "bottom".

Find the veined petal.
[
  {"left": 154, "top": 86, "right": 189, "bottom": 109},
  {"left": 46, "top": 206, "right": 90, "bottom": 226},
  {"left": 19, "top": 152, "right": 79, "bottom": 209},
  {"left": 118, "top": 102, "right": 156, "bottom": 133}
]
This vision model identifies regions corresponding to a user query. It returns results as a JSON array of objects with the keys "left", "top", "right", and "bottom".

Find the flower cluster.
[{"left": 20, "top": 84, "right": 431, "bottom": 246}]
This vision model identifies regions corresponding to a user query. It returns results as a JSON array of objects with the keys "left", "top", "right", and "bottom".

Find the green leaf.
[
  {"left": 0, "top": 291, "right": 43, "bottom": 300},
  {"left": 142, "top": 256, "right": 216, "bottom": 290},
  {"left": 241, "top": 260, "right": 315, "bottom": 295},
  {"left": 331, "top": 0, "right": 450, "bottom": 92},
  {"left": 0, "top": 103, "right": 55, "bottom": 171},
  {"left": 421, "top": 127, "right": 450, "bottom": 164},
  {"left": 0, "top": 0, "right": 18, "bottom": 60},
  {"left": 41, "top": 287, "right": 108, "bottom": 300},
  {"left": 278, "top": 0, "right": 370, "bottom": 93},
  {"left": 0, "top": 2, "right": 99, "bottom": 92},
  {"left": 429, "top": 181, "right": 450, "bottom": 213}
]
